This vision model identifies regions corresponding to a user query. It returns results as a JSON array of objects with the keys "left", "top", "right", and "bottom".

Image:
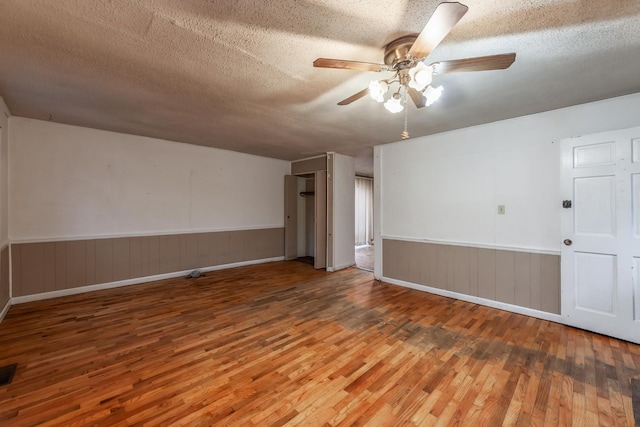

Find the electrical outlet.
[{"left": 498, "top": 205, "right": 506, "bottom": 215}]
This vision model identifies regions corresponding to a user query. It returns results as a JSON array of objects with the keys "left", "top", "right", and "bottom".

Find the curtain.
[{"left": 355, "top": 177, "right": 373, "bottom": 245}]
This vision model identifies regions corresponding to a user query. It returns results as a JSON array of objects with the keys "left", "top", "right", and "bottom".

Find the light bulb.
[
  {"left": 424, "top": 85, "right": 443, "bottom": 106},
  {"left": 408, "top": 62, "right": 433, "bottom": 91},
  {"left": 384, "top": 94, "right": 403, "bottom": 113},
  {"left": 414, "top": 69, "right": 433, "bottom": 86},
  {"left": 368, "top": 80, "right": 388, "bottom": 103}
]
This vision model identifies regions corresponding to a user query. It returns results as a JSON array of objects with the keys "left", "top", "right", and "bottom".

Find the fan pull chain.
[{"left": 401, "top": 89, "right": 409, "bottom": 140}]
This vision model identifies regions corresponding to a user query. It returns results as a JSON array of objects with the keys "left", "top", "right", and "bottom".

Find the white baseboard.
[
  {"left": 0, "top": 298, "right": 10, "bottom": 322},
  {"left": 11, "top": 257, "right": 284, "bottom": 305},
  {"left": 382, "top": 276, "right": 563, "bottom": 324}
]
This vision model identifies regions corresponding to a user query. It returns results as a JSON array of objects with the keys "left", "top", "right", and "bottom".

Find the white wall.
[
  {"left": 331, "top": 152, "right": 355, "bottom": 270},
  {"left": 378, "top": 92, "right": 640, "bottom": 254},
  {"left": 0, "top": 97, "right": 10, "bottom": 316},
  {"left": 9, "top": 118, "right": 290, "bottom": 242},
  {"left": 0, "top": 98, "right": 9, "bottom": 247}
]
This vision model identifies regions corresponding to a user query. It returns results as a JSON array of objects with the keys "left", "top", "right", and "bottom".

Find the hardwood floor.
[{"left": 0, "top": 261, "right": 638, "bottom": 426}]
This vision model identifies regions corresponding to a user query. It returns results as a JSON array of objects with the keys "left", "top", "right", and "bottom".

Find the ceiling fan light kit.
[
  {"left": 368, "top": 80, "right": 388, "bottom": 103},
  {"left": 313, "top": 1, "right": 516, "bottom": 140},
  {"left": 384, "top": 93, "right": 404, "bottom": 113},
  {"left": 424, "top": 85, "right": 444, "bottom": 106},
  {"left": 408, "top": 62, "right": 433, "bottom": 91}
]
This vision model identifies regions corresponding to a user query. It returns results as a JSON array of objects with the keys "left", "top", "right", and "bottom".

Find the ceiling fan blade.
[
  {"left": 431, "top": 53, "right": 516, "bottom": 74},
  {"left": 337, "top": 87, "right": 370, "bottom": 105},
  {"left": 407, "top": 87, "right": 426, "bottom": 108},
  {"left": 408, "top": 2, "right": 469, "bottom": 60},
  {"left": 313, "top": 58, "right": 387, "bottom": 72}
]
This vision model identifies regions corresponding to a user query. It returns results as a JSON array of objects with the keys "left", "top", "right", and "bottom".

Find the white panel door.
[{"left": 561, "top": 126, "right": 640, "bottom": 343}]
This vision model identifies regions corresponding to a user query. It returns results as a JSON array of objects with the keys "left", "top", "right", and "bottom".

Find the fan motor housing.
[{"left": 384, "top": 35, "right": 419, "bottom": 70}]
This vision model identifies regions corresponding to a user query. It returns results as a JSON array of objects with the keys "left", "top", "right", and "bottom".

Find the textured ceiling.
[{"left": 1, "top": 1, "right": 639, "bottom": 175}]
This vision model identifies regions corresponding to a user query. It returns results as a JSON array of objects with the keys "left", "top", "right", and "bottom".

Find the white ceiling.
[{"left": 1, "top": 0, "right": 639, "bottom": 176}]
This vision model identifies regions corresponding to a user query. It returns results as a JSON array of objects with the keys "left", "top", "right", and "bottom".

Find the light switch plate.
[{"left": 498, "top": 205, "right": 505, "bottom": 215}]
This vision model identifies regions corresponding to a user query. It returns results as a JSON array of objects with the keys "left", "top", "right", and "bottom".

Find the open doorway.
[
  {"left": 297, "top": 175, "right": 316, "bottom": 265},
  {"left": 284, "top": 171, "right": 327, "bottom": 269},
  {"left": 355, "top": 176, "right": 373, "bottom": 271}
]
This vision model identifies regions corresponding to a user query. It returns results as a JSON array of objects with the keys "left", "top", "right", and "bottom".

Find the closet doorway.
[{"left": 284, "top": 172, "right": 327, "bottom": 269}]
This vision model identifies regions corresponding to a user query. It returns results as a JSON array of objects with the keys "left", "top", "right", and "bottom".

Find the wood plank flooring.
[{"left": 0, "top": 261, "right": 638, "bottom": 426}]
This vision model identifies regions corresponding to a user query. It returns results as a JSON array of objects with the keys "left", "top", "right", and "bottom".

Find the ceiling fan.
[{"left": 313, "top": 2, "right": 516, "bottom": 139}]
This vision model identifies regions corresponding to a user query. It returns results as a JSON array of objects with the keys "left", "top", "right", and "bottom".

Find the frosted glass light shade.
[
  {"left": 384, "top": 95, "right": 403, "bottom": 113},
  {"left": 408, "top": 62, "right": 433, "bottom": 91},
  {"left": 424, "top": 85, "right": 443, "bottom": 106},
  {"left": 368, "top": 80, "right": 388, "bottom": 102}
]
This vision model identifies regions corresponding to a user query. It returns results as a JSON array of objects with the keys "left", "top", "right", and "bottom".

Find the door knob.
[{"left": 563, "top": 239, "right": 572, "bottom": 246}]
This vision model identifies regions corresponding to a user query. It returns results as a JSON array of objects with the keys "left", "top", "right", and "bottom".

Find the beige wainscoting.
[
  {"left": 382, "top": 238, "right": 560, "bottom": 314},
  {"left": 12, "top": 228, "right": 284, "bottom": 297}
]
